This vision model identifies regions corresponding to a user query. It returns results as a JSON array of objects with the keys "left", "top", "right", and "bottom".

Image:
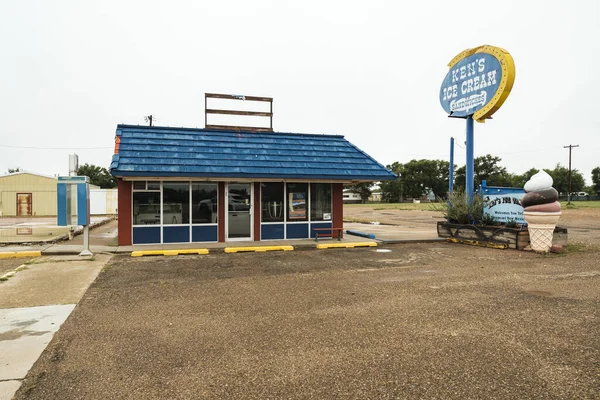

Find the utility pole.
[
  {"left": 564, "top": 144, "right": 579, "bottom": 205},
  {"left": 144, "top": 115, "right": 153, "bottom": 126}
]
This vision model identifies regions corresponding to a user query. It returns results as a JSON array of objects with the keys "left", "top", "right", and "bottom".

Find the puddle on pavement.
[
  {"left": 0, "top": 226, "right": 72, "bottom": 243},
  {"left": 0, "top": 329, "right": 51, "bottom": 341},
  {"left": 11, "top": 319, "right": 38, "bottom": 328}
]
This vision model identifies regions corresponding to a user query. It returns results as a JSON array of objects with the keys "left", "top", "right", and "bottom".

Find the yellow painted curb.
[
  {"left": 224, "top": 245, "right": 294, "bottom": 253},
  {"left": 0, "top": 251, "right": 42, "bottom": 259},
  {"left": 131, "top": 249, "right": 209, "bottom": 257},
  {"left": 316, "top": 242, "right": 377, "bottom": 249}
]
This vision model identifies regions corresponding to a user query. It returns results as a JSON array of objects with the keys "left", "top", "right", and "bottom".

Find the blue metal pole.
[
  {"left": 466, "top": 116, "right": 474, "bottom": 203},
  {"left": 449, "top": 137, "right": 454, "bottom": 196}
]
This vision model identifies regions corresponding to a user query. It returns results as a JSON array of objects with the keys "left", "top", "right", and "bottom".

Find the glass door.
[{"left": 226, "top": 183, "right": 252, "bottom": 240}]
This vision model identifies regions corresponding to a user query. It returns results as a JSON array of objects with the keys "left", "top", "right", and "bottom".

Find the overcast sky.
[{"left": 1, "top": 0, "right": 599, "bottom": 185}]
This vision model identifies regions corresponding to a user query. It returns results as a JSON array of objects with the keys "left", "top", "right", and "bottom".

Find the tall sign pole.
[
  {"left": 439, "top": 45, "right": 516, "bottom": 203},
  {"left": 466, "top": 117, "right": 475, "bottom": 200},
  {"left": 449, "top": 137, "right": 455, "bottom": 195}
]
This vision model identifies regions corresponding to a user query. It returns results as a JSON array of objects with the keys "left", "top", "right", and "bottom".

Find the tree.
[
  {"left": 544, "top": 163, "right": 584, "bottom": 195},
  {"left": 344, "top": 183, "right": 373, "bottom": 204},
  {"left": 7, "top": 167, "right": 21, "bottom": 173},
  {"left": 380, "top": 159, "right": 450, "bottom": 202},
  {"left": 455, "top": 154, "right": 513, "bottom": 189},
  {"left": 592, "top": 167, "right": 600, "bottom": 195},
  {"left": 380, "top": 162, "right": 402, "bottom": 202},
  {"left": 77, "top": 164, "right": 117, "bottom": 188},
  {"left": 583, "top": 185, "right": 595, "bottom": 196},
  {"left": 511, "top": 168, "right": 539, "bottom": 189}
]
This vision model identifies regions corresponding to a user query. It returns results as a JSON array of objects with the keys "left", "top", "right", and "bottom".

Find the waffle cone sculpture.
[{"left": 522, "top": 170, "right": 561, "bottom": 252}]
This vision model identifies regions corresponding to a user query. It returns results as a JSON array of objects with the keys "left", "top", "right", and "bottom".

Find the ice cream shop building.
[{"left": 110, "top": 115, "right": 396, "bottom": 245}]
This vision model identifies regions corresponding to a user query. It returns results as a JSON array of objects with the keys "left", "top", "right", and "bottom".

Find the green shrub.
[
  {"left": 432, "top": 191, "right": 483, "bottom": 224},
  {"left": 480, "top": 213, "right": 497, "bottom": 226}
]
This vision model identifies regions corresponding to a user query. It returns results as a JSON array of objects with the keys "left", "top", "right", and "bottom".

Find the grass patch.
[
  {"left": 345, "top": 202, "right": 441, "bottom": 211},
  {"left": 0, "top": 276, "right": 8, "bottom": 282},
  {"left": 348, "top": 200, "right": 600, "bottom": 211},
  {"left": 560, "top": 200, "right": 600, "bottom": 209},
  {"left": 546, "top": 242, "right": 600, "bottom": 257},
  {"left": 563, "top": 242, "right": 600, "bottom": 253},
  {"left": 29, "top": 256, "right": 97, "bottom": 264},
  {"left": 564, "top": 242, "right": 588, "bottom": 252},
  {"left": 343, "top": 216, "right": 379, "bottom": 224}
]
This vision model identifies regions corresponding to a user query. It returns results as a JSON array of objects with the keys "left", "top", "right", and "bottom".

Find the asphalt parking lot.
[{"left": 15, "top": 243, "right": 600, "bottom": 399}]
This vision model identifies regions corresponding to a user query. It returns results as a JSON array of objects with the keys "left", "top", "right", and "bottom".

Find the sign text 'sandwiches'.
[{"left": 439, "top": 45, "right": 515, "bottom": 122}]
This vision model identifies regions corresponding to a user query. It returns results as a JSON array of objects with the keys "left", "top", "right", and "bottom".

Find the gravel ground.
[
  {"left": 343, "top": 204, "right": 600, "bottom": 245},
  {"left": 15, "top": 243, "right": 600, "bottom": 399}
]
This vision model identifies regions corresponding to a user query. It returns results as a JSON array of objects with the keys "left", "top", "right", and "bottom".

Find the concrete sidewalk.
[
  {"left": 0, "top": 220, "right": 442, "bottom": 256},
  {"left": 0, "top": 254, "right": 111, "bottom": 400}
]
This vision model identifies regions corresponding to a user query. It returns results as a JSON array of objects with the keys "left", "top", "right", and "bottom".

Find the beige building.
[
  {"left": 0, "top": 171, "right": 108, "bottom": 217},
  {"left": 0, "top": 171, "right": 59, "bottom": 216}
]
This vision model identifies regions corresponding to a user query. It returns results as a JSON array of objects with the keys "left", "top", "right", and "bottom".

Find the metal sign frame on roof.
[{"left": 205, "top": 93, "right": 273, "bottom": 133}]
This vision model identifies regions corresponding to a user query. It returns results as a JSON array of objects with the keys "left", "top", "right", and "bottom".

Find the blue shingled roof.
[{"left": 110, "top": 125, "right": 397, "bottom": 181}]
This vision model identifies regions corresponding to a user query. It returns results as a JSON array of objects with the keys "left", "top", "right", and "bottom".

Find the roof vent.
[{"left": 205, "top": 93, "right": 273, "bottom": 132}]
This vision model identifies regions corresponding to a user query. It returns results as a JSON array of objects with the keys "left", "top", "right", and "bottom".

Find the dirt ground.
[
  {"left": 15, "top": 242, "right": 600, "bottom": 399},
  {"left": 343, "top": 204, "right": 600, "bottom": 246},
  {"left": 0, "top": 255, "right": 109, "bottom": 309},
  {"left": 0, "top": 258, "right": 33, "bottom": 276}
]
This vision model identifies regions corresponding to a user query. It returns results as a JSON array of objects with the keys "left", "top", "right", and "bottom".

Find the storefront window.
[
  {"left": 163, "top": 182, "right": 189, "bottom": 225},
  {"left": 133, "top": 181, "right": 146, "bottom": 190},
  {"left": 192, "top": 183, "right": 218, "bottom": 224},
  {"left": 286, "top": 183, "right": 308, "bottom": 222},
  {"left": 133, "top": 192, "right": 160, "bottom": 225},
  {"left": 147, "top": 181, "right": 160, "bottom": 190},
  {"left": 310, "top": 183, "right": 332, "bottom": 221},
  {"left": 261, "top": 182, "right": 284, "bottom": 222}
]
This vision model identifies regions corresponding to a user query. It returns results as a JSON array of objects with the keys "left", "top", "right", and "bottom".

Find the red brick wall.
[
  {"left": 332, "top": 183, "right": 343, "bottom": 239},
  {"left": 117, "top": 179, "right": 132, "bottom": 246}
]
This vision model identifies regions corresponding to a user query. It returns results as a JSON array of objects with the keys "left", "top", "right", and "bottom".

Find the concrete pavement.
[
  {"left": 0, "top": 305, "right": 75, "bottom": 400},
  {"left": 0, "top": 254, "right": 111, "bottom": 399}
]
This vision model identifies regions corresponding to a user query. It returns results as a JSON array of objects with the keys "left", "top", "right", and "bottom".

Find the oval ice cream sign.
[{"left": 440, "top": 45, "right": 515, "bottom": 122}]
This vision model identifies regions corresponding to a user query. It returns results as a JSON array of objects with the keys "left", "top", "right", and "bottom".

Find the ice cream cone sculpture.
[{"left": 521, "top": 170, "right": 561, "bottom": 252}]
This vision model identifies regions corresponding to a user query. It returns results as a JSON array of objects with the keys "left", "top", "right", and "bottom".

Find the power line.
[{"left": 0, "top": 144, "right": 112, "bottom": 150}]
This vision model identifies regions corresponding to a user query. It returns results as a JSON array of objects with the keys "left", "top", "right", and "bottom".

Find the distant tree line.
[
  {"left": 370, "top": 155, "right": 598, "bottom": 203},
  {"left": 77, "top": 164, "right": 117, "bottom": 188}
]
